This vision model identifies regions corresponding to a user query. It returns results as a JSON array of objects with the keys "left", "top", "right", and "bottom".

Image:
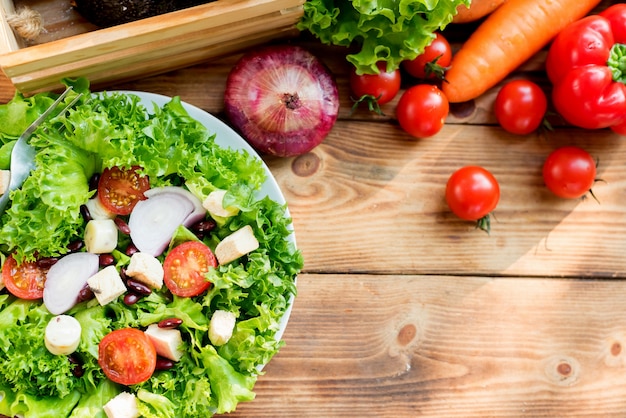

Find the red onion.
[
  {"left": 224, "top": 45, "right": 339, "bottom": 157},
  {"left": 43, "top": 252, "right": 99, "bottom": 315},
  {"left": 129, "top": 187, "right": 205, "bottom": 256}
]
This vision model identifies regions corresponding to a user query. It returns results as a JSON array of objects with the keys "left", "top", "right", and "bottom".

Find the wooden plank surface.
[
  {"left": 0, "top": 1, "right": 624, "bottom": 415},
  {"left": 231, "top": 274, "right": 626, "bottom": 417}
]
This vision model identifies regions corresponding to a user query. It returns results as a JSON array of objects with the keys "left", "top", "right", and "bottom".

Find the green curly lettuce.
[{"left": 297, "top": 0, "right": 470, "bottom": 74}]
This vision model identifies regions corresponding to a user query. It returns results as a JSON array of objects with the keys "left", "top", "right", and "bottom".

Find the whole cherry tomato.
[
  {"left": 350, "top": 61, "right": 401, "bottom": 111},
  {"left": 494, "top": 79, "right": 547, "bottom": 135},
  {"left": 543, "top": 146, "right": 597, "bottom": 199},
  {"left": 446, "top": 166, "right": 500, "bottom": 232},
  {"left": 396, "top": 84, "right": 449, "bottom": 138},
  {"left": 402, "top": 32, "right": 452, "bottom": 80}
]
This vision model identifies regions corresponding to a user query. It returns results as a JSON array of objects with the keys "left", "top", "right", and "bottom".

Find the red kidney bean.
[
  {"left": 36, "top": 257, "right": 59, "bottom": 269},
  {"left": 80, "top": 204, "right": 92, "bottom": 222},
  {"left": 125, "top": 243, "right": 138, "bottom": 257},
  {"left": 76, "top": 285, "right": 95, "bottom": 303},
  {"left": 99, "top": 253, "right": 115, "bottom": 267},
  {"left": 68, "top": 355, "right": 84, "bottom": 377},
  {"left": 192, "top": 219, "right": 217, "bottom": 234},
  {"left": 158, "top": 317, "right": 183, "bottom": 329},
  {"left": 126, "top": 279, "right": 152, "bottom": 296},
  {"left": 123, "top": 292, "right": 141, "bottom": 305},
  {"left": 89, "top": 173, "right": 100, "bottom": 192},
  {"left": 155, "top": 357, "right": 175, "bottom": 371},
  {"left": 114, "top": 217, "right": 131, "bottom": 235},
  {"left": 67, "top": 240, "right": 84, "bottom": 253}
]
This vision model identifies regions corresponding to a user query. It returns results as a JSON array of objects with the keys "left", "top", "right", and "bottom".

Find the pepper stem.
[{"left": 608, "top": 43, "right": 626, "bottom": 84}]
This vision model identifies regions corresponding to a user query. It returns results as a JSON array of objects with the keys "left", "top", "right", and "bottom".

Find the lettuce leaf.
[
  {"left": 68, "top": 380, "right": 120, "bottom": 418},
  {"left": 0, "top": 383, "right": 81, "bottom": 418},
  {"left": 297, "top": 0, "right": 471, "bottom": 74}
]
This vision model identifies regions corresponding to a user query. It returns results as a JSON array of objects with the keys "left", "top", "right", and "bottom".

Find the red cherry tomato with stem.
[
  {"left": 542, "top": 146, "right": 598, "bottom": 199},
  {"left": 494, "top": 79, "right": 548, "bottom": 135},
  {"left": 402, "top": 32, "right": 452, "bottom": 80},
  {"left": 396, "top": 84, "right": 449, "bottom": 138},
  {"left": 350, "top": 62, "right": 401, "bottom": 113},
  {"left": 445, "top": 166, "right": 500, "bottom": 233}
]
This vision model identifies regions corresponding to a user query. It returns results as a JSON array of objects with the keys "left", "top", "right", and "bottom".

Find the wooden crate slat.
[
  {"left": 0, "top": 0, "right": 303, "bottom": 71},
  {"left": 0, "top": 0, "right": 304, "bottom": 93},
  {"left": 13, "top": 25, "right": 300, "bottom": 93}
]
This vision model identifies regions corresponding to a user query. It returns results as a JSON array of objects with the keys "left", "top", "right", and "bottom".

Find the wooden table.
[{"left": 1, "top": 6, "right": 625, "bottom": 415}]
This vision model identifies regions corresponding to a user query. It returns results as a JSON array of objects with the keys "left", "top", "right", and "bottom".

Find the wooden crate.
[{"left": 0, "top": 0, "right": 304, "bottom": 94}]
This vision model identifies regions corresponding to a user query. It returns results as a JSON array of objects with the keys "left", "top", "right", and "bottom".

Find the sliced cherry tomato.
[
  {"left": 542, "top": 146, "right": 597, "bottom": 199},
  {"left": 2, "top": 254, "right": 47, "bottom": 299},
  {"left": 446, "top": 166, "right": 500, "bottom": 232},
  {"left": 163, "top": 241, "right": 217, "bottom": 297},
  {"left": 350, "top": 61, "right": 401, "bottom": 111},
  {"left": 402, "top": 32, "right": 452, "bottom": 80},
  {"left": 98, "top": 328, "right": 157, "bottom": 385},
  {"left": 494, "top": 79, "right": 547, "bottom": 135},
  {"left": 396, "top": 84, "right": 449, "bottom": 138},
  {"left": 98, "top": 166, "right": 150, "bottom": 215}
]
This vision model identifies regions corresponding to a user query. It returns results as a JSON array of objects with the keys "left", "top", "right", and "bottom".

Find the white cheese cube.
[
  {"left": 0, "top": 170, "right": 10, "bottom": 195},
  {"left": 209, "top": 310, "right": 236, "bottom": 346},
  {"left": 126, "top": 252, "right": 164, "bottom": 290},
  {"left": 84, "top": 197, "right": 116, "bottom": 220},
  {"left": 87, "top": 266, "right": 126, "bottom": 306},
  {"left": 84, "top": 219, "right": 118, "bottom": 254},
  {"left": 44, "top": 315, "right": 81, "bottom": 356},
  {"left": 144, "top": 324, "right": 184, "bottom": 361},
  {"left": 202, "top": 189, "right": 240, "bottom": 218},
  {"left": 103, "top": 392, "right": 139, "bottom": 418},
  {"left": 215, "top": 225, "right": 259, "bottom": 265}
]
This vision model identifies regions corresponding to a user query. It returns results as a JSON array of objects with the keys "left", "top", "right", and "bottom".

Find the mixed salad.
[{"left": 0, "top": 78, "right": 302, "bottom": 417}]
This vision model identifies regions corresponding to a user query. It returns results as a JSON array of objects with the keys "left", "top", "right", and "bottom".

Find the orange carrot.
[
  {"left": 452, "top": 0, "right": 507, "bottom": 24},
  {"left": 442, "top": 0, "right": 602, "bottom": 103}
]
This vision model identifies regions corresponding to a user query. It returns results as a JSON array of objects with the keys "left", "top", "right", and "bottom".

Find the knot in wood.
[
  {"left": 544, "top": 355, "right": 580, "bottom": 386},
  {"left": 292, "top": 153, "right": 321, "bottom": 177},
  {"left": 397, "top": 323, "right": 417, "bottom": 346}
]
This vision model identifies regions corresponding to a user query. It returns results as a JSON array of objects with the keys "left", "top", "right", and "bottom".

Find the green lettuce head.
[{"left": 297, "top": 0, "right": 470, "bottom": 74}]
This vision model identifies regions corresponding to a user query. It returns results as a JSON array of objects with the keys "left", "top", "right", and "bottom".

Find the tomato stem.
[
  {"left": 350, "top": 94, "right": 385, "bottom": 116},
  {"left": 475, "top": 214, "right": 491, "bottom": 234},
  {"left": 424, "top": 54, "right": 450, "bottom": 82},
  {"left": 608, "top": 43, "right": 626, "bottom": 84}
]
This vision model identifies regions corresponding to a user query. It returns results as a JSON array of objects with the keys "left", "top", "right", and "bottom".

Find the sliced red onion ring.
[
  {"left": 129, "top": 187, "right": 206, "bottom": 256},
  {"left": 43, "top": 252, "right": 100, "bottom": 315}
]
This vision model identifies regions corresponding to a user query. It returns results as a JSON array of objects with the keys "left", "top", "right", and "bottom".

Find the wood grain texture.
[
  {"left": 229, "top": 273, "right": 626, "bottom": 417},
  {"left": 263, "top": 122, "right": 626, "bottom": 278}
]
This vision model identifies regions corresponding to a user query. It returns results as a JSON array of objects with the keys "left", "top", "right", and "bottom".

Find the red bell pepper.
[{"left": 546, "top": 4, "right": 626, "bottom": 133}]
